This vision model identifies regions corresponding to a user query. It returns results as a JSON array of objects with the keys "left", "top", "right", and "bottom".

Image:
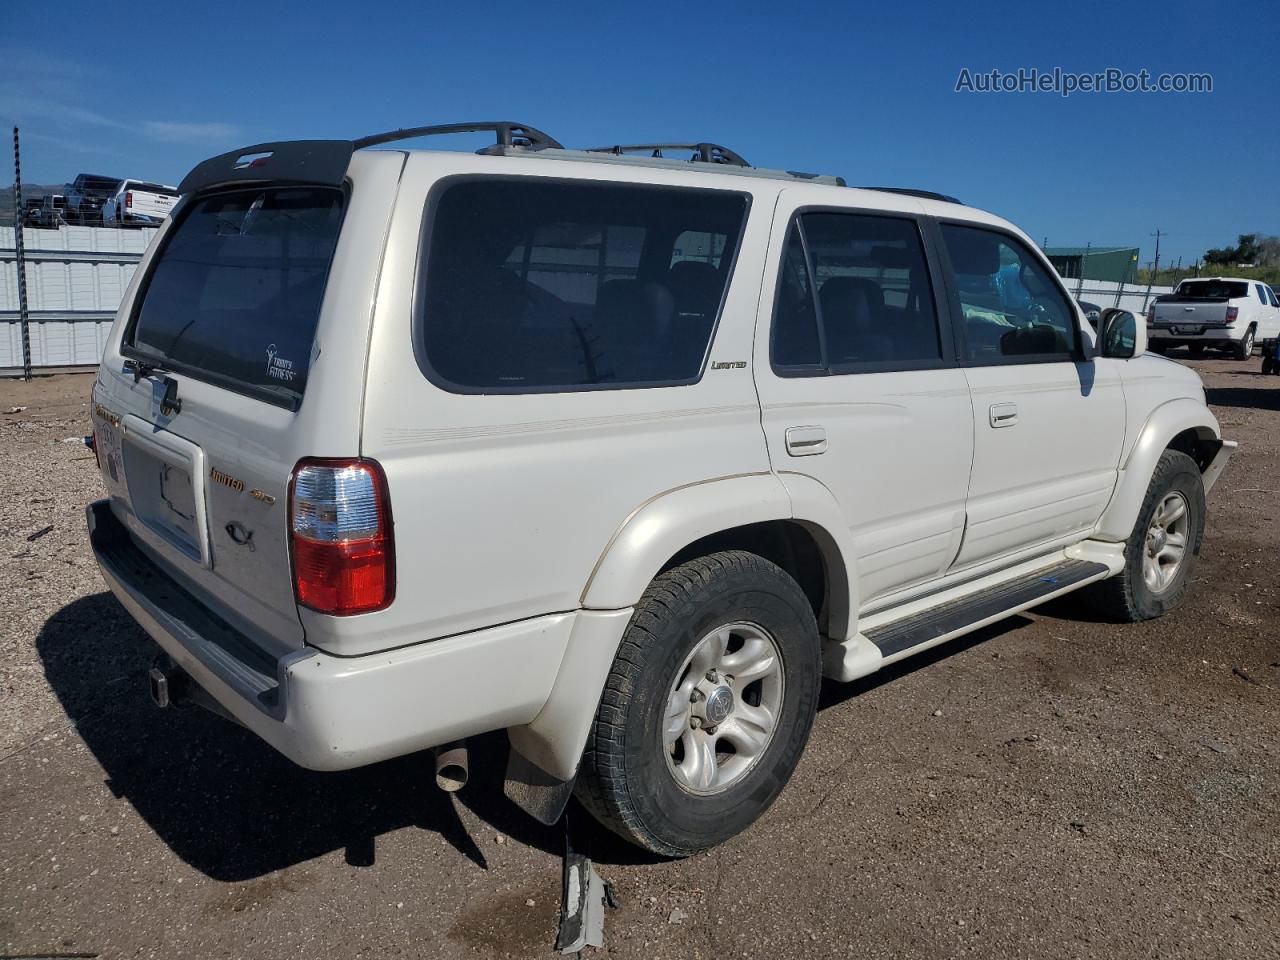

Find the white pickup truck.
[
  {"left": 1148, "top": 277, "right": 1280, "bottom": 359},
  {"left": 101, "top": 180, "right": 180, "bottom": 226}
]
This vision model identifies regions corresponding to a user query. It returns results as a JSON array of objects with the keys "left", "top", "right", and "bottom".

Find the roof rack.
[
  {"left": 353, "top": 121, "right": 563, "bottom": 151},
  {"left": 584, "top": 142, "right": 749, "bottom": 167},
  {"left": 863, "top": 187, "right": 963, "bottom": 205}
]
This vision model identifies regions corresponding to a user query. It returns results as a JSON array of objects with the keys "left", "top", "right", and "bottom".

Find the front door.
[
  {"left": 753, "top": 193, "right": 974, "bottom": 607},
  {"left": 933, "top": 221, "right": 1126, "bottom": 568}
]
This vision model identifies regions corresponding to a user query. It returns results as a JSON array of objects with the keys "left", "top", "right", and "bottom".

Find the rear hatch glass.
[
  {"left": 126, "top": 187, "right": 344, "bottom": 408},
  {"left": 1176, "top": 280, "right": 1248, "bottom": 299}
]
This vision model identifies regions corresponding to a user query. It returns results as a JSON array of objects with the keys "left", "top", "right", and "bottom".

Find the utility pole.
[
  {"left": 12, "top": 126, "right": 32, "bottom": 381},
  {"left": 1143, "top": 229, "right": 1164, "bottom": 312}
]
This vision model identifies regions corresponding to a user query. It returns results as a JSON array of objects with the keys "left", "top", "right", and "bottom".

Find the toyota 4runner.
[{"left": 86, "top": 122, "right": 1235, "bottom": 856}]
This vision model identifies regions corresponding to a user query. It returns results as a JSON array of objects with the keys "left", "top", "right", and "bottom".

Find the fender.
[
  {"left": 579, "top": 473, "right": 793, "bottom": 610},
  {"left": 507, "top": 472, "right": 857, "bottom": 788},
  {"left": 1093, "top": 397, "right": 1223, "bottom": 542}
]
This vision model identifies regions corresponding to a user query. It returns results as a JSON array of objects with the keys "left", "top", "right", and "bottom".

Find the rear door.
[
  {"left": 934, "top": 221, "right": 1126, "bottom": 567},
  {"left": 752, "top": 190, "right": 974, "bottom": 606},
  {"left": 93, "top": 152, "right": 403, "bottom": 657}
]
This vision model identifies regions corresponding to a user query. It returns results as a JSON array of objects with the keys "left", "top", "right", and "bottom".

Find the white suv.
[{"left": 87, "top": 122, "right": 1235, "bottom": 856}]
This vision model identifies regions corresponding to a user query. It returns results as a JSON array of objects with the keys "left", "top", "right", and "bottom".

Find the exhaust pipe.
[{"left": 433, "top": 740, "right": 469, "bottom": 792}]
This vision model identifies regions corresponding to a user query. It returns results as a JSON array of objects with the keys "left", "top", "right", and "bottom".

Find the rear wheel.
[
  {"left": 1232, "top": 326, "right": 1256, "bottom": 360},
  {"left": 1083, "top": 450, "right": 1204, "bottom": 622},
  {"left": 575, "top": 551, "right": 821, "bottom": 856}
]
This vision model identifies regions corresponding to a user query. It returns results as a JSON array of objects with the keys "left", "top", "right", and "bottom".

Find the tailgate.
[
  {"left": 128, "top": 189, "right": 177, "bottom": 218},
  {"left": 92, "top": 152, "right": 404, "bottom": 656},
  {"left": 1153, "top": 300, "right": 1227, "bottom": 326}
]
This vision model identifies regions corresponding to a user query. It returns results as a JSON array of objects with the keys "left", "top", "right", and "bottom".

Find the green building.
[{"left": 1044, "top": 246, "right": 1140, "bottom": 284}]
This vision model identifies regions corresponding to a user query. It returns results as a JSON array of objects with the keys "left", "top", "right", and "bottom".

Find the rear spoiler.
[
  {"left": 177, "top": 122, "right": 563, "bottom": 195},
  {"left": 178, "top": 140, "right": 355, "bottom": 195}
]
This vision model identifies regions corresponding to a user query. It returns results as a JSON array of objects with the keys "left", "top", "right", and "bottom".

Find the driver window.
[{"left": 940, "top": 224, "right": 1077, "bottom": 362}]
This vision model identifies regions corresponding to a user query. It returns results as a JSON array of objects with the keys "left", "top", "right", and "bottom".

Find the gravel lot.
[{"left": 2, "top": 359, "right": 1277, "bottom": 960}]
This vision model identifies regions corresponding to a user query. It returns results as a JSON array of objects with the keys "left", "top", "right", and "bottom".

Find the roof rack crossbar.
[
  {"left": 353, "top": 121, "right": 564, "bottom": 152},
  {"left": 584, "top": 142, "right": 749, "bottom": 167},
  {"left": 862, "top": 187, "right": 963, "bottom": 205}
]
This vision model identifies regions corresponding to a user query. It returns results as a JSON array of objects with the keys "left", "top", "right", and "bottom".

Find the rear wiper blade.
[{"left": 123, "top": 357, "right": 168, "bottom": 383}]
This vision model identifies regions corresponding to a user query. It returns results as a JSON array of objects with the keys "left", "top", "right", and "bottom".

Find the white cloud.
[{"left": 142, "top": 121, "right": 240, "bottom": 144}]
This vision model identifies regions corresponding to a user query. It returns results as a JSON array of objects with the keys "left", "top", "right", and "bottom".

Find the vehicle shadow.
[
  {"left": 1205, "top": 386, "right": 1280, "bottom": 411},
  {"left": 818, "top": 615, "right": 1030, "bottom": 711},
  {"left": 37, "top": 593, "right": 1042, "bottom": 879},
  {"left": 35, "top": 592, "right": 572, "bottom": 881}
]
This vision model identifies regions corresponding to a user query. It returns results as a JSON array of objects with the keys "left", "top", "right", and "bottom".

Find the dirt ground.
[{"left": 1, "top": 358, "right": 1277, "bottom": 960}]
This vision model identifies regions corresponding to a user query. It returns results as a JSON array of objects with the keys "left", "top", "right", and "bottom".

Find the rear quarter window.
[
  {"left": 126, "top": 187, "right": 345, "bottom": 407},
  {"left": 416, "top": 178, "right": 749, "bottom": 393}
]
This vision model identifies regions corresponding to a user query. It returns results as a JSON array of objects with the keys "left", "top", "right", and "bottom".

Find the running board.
[{"left": 865, "top": 558, "right": 1108, "bottom": 657}]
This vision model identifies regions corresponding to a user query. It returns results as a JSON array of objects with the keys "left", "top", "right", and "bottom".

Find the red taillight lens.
[
  {"left": 1146, "top": 304, "right": 1156, "bottom": 324},
  {"left": 289, "top": 458, "right": 395, "bottom": 615},
  {"left": 1225, "top": 306, "right": 1239, "bottom": 324},
  {"left": 125, "top": 191, "right": 133, "bottom": 208}
]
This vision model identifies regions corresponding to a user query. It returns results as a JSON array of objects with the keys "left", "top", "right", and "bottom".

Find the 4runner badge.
[{"left": 711, "top": 360, "right": 747, "bottom": 370}]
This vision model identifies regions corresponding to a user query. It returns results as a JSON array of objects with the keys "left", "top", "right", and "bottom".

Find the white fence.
[
  {"left": 1066, "top": 278, "right": 1175, "bottom": 316},
  {"left": 1, "top": 225, "right": 157, "bottom": 374}
]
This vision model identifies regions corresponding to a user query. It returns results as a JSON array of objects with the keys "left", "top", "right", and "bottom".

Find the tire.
[
  {"left": 1187, "top": 343, "right": 1206, "bottom": 358},
  {"left": 1232, "top": 326, "right": 1255, "bottom": 361},
  {"left": 1082, "top": 450, "right": 1205, "bottom": 622},
  {"left": 575, "top": 550, "right": 821, "bottom": 857}
]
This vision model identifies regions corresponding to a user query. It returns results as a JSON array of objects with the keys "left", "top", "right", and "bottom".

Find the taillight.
[
  {"left": 289, "top": 458, "right": 395, "bottom": 615},
  {"left": 1146, "top": 304, "right": 1155, "bottom": 324},
  {"left": 1225, "top": 306, "right": 1239, "bottom": 324},
  {"left": 125, "top": 191, "right": 133, "bottom": 209}
]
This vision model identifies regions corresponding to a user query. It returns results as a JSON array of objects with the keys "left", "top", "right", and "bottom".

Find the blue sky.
[{"left": 4, "top": 0, "right": 1277, "bottom": 265}]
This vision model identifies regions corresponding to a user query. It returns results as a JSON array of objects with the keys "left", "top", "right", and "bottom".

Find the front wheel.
[
  {"left": 575, "top": 551, "right": 821, "bottom": 856},
  {"left": 1082, "top": 450, "right": 1205, "bottom": 622},
  {"left": 1232, "top": 327, "right": 1256, "bottom": 360}
]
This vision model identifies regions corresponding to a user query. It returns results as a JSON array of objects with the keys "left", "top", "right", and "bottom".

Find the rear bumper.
[
  {"left": 1148, "top": 324, "right": 1243, "bottom": 345},
  {"left": 87, "top": 499, "right": 575, "bottom": 771}
]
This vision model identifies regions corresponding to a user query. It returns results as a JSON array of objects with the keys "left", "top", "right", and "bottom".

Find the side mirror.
[{"left": 1099, "top": 308, "right": 1146, "bottom": 359}]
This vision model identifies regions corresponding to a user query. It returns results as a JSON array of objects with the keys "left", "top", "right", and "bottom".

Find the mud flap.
[{"left": 503, "top": 745, "right": 577, "bottom": 825}]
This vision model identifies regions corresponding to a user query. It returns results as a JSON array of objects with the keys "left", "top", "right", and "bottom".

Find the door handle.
[
  {"left": 785, "top": 425, "right": 827, "bottom": 456},
  {"left": 989, "top": 403, "right": 1018, "bottom": 428}
]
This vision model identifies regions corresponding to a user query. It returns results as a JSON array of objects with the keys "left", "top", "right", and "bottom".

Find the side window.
[
  {"left": 420, "top": 179, "right": 748, "bottom": 391},
  {"left": 771, "top": 225, "right": 822, "bottom": 369},
  {"left": 1268, "top": 287, "right": 1279, "bottom": 308},
  {"left": 771, "top": 212, "right": 942, "bottom": 373},
  {"left": 940, "top": 224, "right": 1077, "bottom": 362},
  {"left": 1257, "top": 283, "right": 1270, "bottom": 304}
]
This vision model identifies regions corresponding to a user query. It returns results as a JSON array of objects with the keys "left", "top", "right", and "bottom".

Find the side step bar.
[{"left": 864, "top": 559, "right": 1109, "bottom": 657}]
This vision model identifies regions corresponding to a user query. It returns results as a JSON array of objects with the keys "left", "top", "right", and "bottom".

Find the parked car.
[
  {"left": 1077, "top": 299, "right": 1103, "bottom": 328},
  {"left": 36, "top": 193, "right": 69, "bottom": 228},
  {"left": 1148, "top": 277, "right": 1280, "bottom": 359},
  {"left": 21, "top": 197, "right": 44, "bottom": 227},
  {"left": 86, "top": 122, "right": 1235, "bottom": 857},
  {"left": 65, "top": 173, "right": 123, "bottom": 225},
  {"left": 101, "top": 180, "right": 179, "bottom": 226}
]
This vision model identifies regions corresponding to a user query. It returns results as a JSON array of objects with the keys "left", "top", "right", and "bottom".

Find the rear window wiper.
[{"left": 123, "top": 357, "right": 168, "bottom": 383}]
